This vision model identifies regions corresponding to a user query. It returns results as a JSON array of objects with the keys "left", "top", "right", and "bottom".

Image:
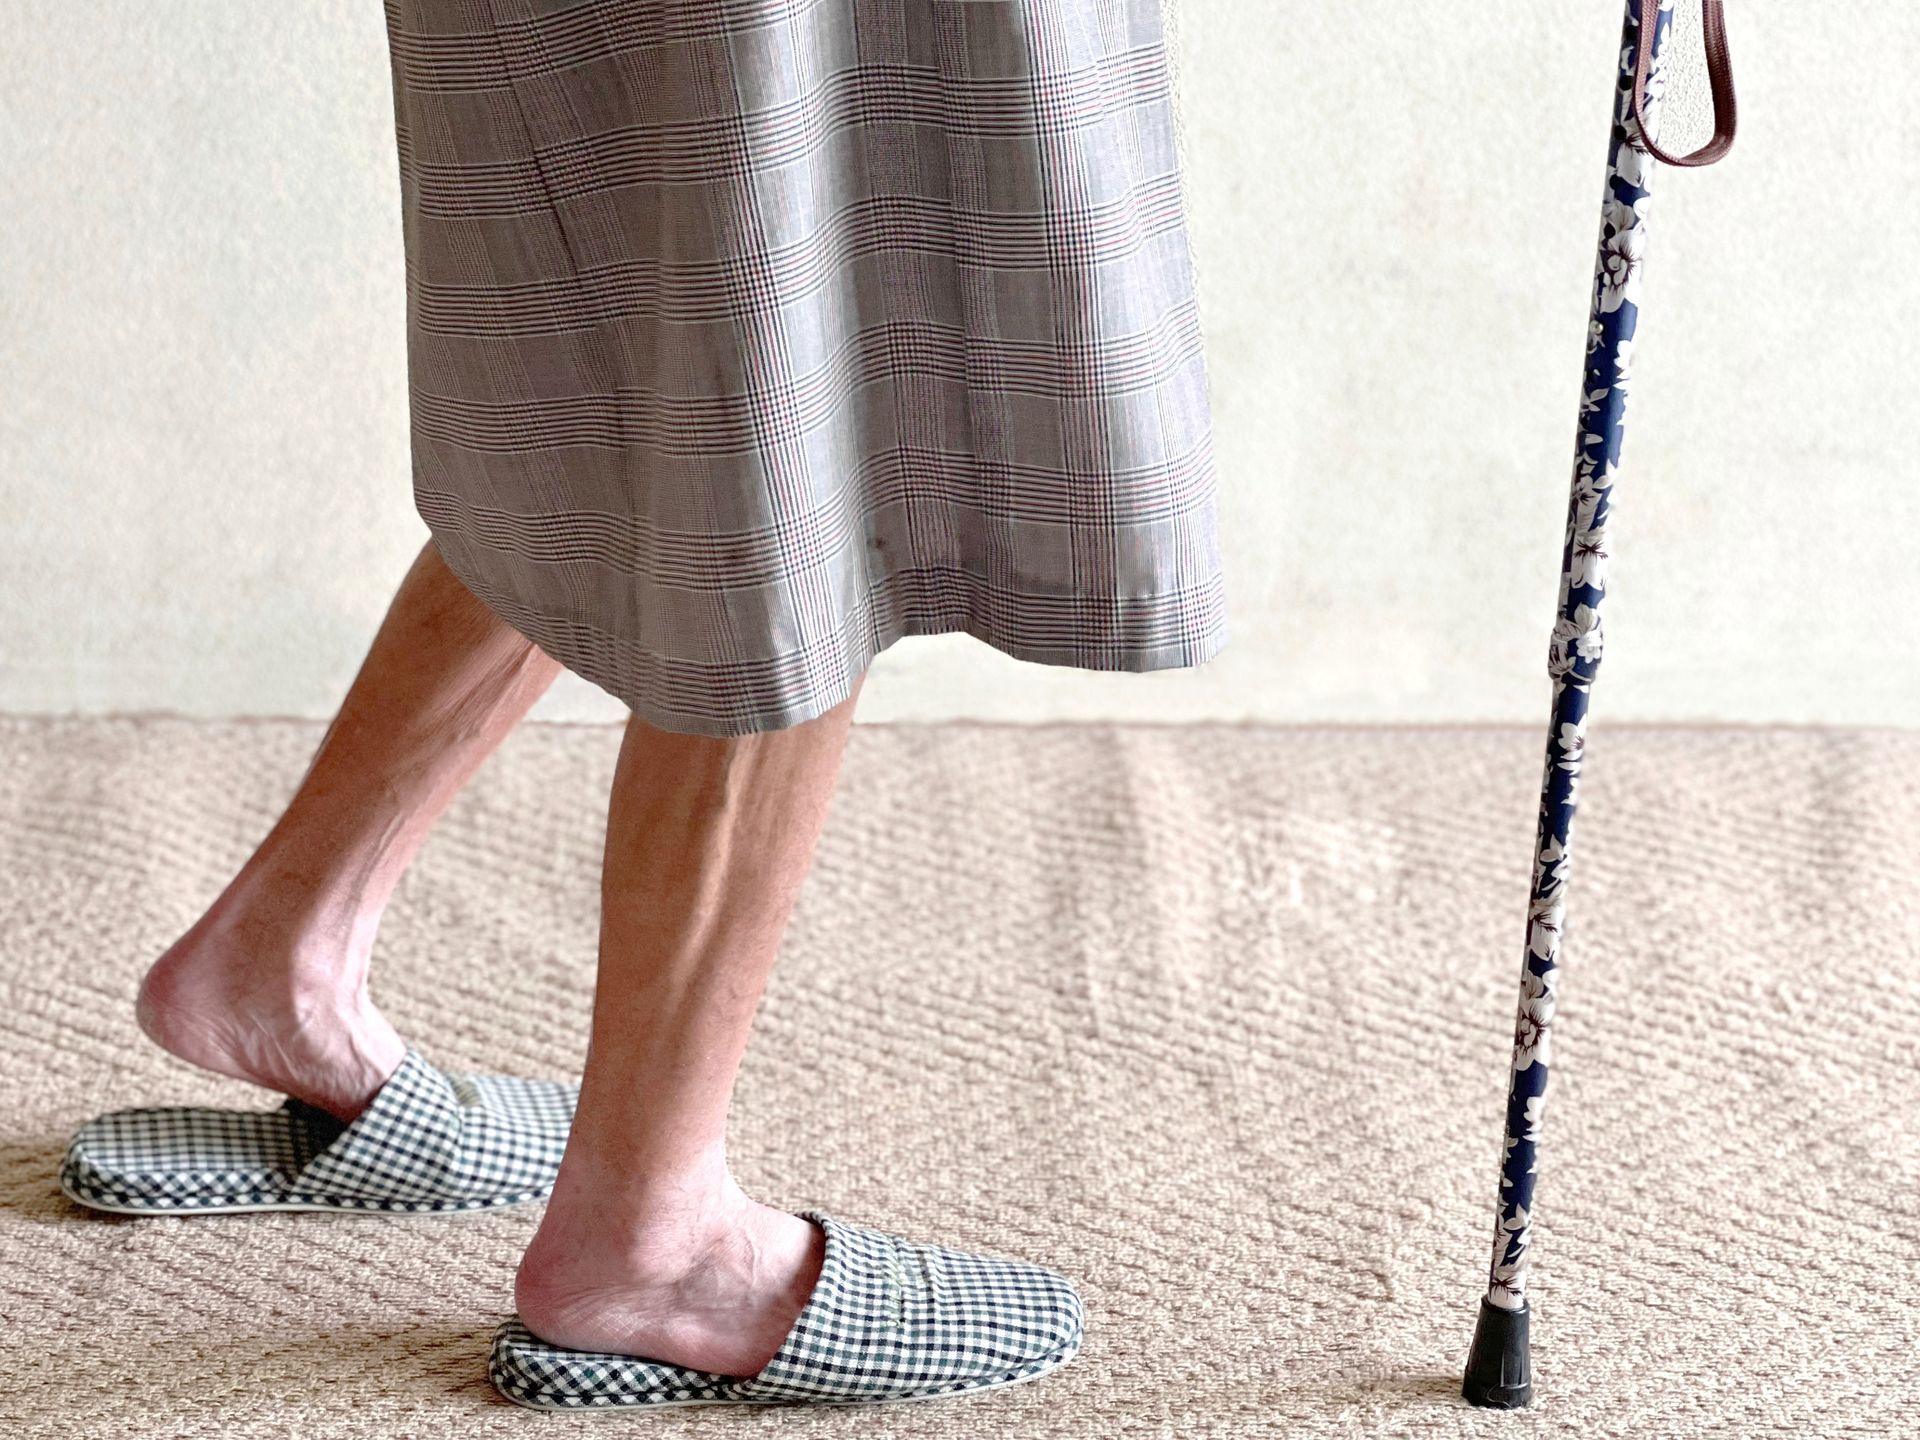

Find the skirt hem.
[{"left": 428, "top": 535, "right": 1229, "bottom": 738}]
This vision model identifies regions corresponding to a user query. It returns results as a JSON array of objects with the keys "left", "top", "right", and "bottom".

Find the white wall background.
[{"left": 4, "top": 2, "right": 1914, "bottom": 727}]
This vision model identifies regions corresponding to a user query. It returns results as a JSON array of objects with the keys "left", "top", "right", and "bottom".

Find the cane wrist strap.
[{"left": 1632, "top": 0, "right": 1737, "bottom": 167}]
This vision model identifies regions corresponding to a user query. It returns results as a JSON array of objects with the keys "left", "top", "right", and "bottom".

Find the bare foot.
[
  {"left": 515, "top": 1194, "right": 825, "bottom": 1377},
  {"left": 135, "top": 876, "right": 405, "bottom": 1122}
]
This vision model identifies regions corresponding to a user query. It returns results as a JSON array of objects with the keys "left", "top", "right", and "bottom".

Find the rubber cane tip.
[{"left": 1461, "top": 1295, "right": 1533, "bottom": 1409}]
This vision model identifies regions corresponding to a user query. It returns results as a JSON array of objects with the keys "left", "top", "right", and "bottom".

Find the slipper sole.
[
  {"left": 58, "top": 1173, "right": 540, "bottom": 1217},
  {"left": 492, "top": 1344, "right": 1080, "bottom": 1414}
]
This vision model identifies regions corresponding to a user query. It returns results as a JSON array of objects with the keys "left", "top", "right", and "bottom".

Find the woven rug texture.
[{"left": 3, "top": 716, "right": 1917, "bottom": 1438}]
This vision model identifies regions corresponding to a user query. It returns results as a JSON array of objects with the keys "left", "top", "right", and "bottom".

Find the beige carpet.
[{"left": 3, "top": 716, "right": 1918, "bottom": 1438}]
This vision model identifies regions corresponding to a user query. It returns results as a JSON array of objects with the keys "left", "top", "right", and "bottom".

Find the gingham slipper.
[
  {"left": 59, "top": 1047, "right": 577, "bottom": 1216},
  {"left": 489, "top": 1209, "right": 1084, "bottom": 1412}
]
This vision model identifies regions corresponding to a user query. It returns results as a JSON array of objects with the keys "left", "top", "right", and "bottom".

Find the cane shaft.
[{"left": 1474, "top": 0, "right": 1677, "bottom": 1341}]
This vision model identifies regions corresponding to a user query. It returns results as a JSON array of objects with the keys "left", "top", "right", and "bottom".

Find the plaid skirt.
[{"left": 380, "top": 0, "right": 1228, "bottom": 736}]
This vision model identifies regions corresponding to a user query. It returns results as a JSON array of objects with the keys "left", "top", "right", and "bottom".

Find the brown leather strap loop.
[{"left": 1633, "top": 0, "right": 1738, "bottom": 167}]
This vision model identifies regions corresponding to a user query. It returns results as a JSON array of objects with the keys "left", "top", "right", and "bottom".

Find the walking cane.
[{"left": 1460, "top": 0, "right": 1737, "bottom": 1409}]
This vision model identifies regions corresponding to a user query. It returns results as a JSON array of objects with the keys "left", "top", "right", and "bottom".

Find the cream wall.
[{"left": 4, "top": 3, "right": 1914, "bottom": 726}]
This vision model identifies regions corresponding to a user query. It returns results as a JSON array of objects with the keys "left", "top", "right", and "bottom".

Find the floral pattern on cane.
[
  {"left": 1481, "top": 0, "right": 1676, "bottom": 1314},
  {"left": 1547, "top": 604, "right": 1604, "bottom": 680},
  {"left": 1521, "top": 1093, "right": 1545, "bottom": 1145},
  {"left": 1527, "top": 889, "right": 1563, "bottom": 964},
  {"left": 1497, "top": 1096, "right": 1549, "bottom": 1193},
  {"left": 1489, "top": 1204, "right": 1532, "bottom": 1308},
  {"left": 1569, "top": 510, "right": 1609, "bottom": 589},
  {"left": 1597, "top": 201, "right": 1646, "bottom": 313},
  {"left": 1512, "top": 968, "right": 1557, "bottom": 1072},
  {"left": 1613, "top": 337, "right": 1637, "bottom": 393}
]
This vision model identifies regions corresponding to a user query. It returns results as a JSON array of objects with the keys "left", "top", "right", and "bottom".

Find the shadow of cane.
[{"left": 1309, "top": 1367, "right": 1500, "bottom": 1415}]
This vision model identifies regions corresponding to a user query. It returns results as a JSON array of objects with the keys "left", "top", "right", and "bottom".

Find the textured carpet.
[{"left": 3, "top": 716, "right": 1918, "bottom": 1438}]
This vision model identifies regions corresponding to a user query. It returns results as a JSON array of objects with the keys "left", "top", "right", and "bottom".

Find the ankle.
[
  {"left": 515, "top": 1187, "right": 819, "bottom": 1345},
  {"left": 134, "top": 902, "right": 406, "bottom": 1119},
  {"left": 151, "top": 868, "right": 379, "bottom": 994},
  {"left": 526, "top": 1168, "right": 757, "bottom": 1279}
]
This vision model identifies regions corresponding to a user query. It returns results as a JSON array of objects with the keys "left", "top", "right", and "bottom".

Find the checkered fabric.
[
  {"left": 380, "top": 0, "right": 1228, "bottom": 738},
  {"left": 60, "top": 1048, "right": 577, "bottom": 1214},
  {"left": 488, "top": 1208, "right": 1085, "bottom": 1410}
]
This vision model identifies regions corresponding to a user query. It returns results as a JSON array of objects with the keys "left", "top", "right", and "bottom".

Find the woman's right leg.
[
  {"left": 514, "top": 680, "right": 863, "bottom": 1378},
  {"left": 136, "top": 539, "right": 562, "bottom": 1119}
]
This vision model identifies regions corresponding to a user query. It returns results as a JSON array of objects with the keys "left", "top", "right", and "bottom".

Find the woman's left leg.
[{"left": 513, "top": 680, "right": 863, "bottom": 1377}]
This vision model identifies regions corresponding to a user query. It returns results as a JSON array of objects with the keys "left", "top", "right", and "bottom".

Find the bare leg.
[
  {"left": 514, "top": 679, "right": 863, "bottom": 1378},
  {"left": 136, "top": 541, "right": 562, "bottom": 1119}
]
